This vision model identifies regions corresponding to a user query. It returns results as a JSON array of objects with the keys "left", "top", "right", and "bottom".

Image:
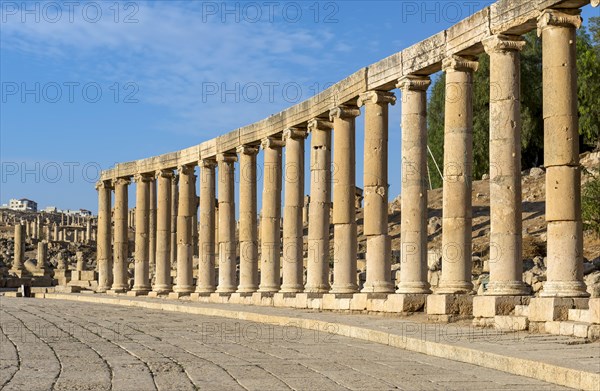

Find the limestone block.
[
  {"left": 216, "top": 131, "right": 240, "bottom": 154},
  {"left": 494, "top": 315, "right": 528, "bottom": 331},
  {"left": 402, "top": 31, "right": 445, "bottom": 75},
  {"left": 528, "top": 297, "right": 575, "bottom": 322},
  {"left": 426, "top": 294, "right": 473, "bottom": 315},
  {"left": 350, "top": 293, "right": 368, "bottom": 311},
  {"left": 366, "top": 52, "right": 402, "bottom": 90},
  {"left": 589, "top": 299, "right": 600, "bottom": 324},
  {"left": 573, "top": 322, "right": 590, "bottom": 338},
  {"left": 322, "top": 293, "right": 337, "bottom": 310},
  {"left": 473, "top": 295, "right": 528, "bottom": 318},
  {"left": 384, "top": 294, "right": 426, "bottom": 313},
  {"left": 446, "top": 8, "right": 490, "bottom": 55}
]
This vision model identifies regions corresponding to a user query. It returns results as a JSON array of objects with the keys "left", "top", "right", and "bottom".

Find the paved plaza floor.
[{"left": 0, "top": 297, "right": 579, "bottom": 390}]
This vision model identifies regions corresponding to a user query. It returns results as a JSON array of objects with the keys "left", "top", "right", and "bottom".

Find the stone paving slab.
[{"left": 12, "top": 293, "right": 600, "bottom": 390}]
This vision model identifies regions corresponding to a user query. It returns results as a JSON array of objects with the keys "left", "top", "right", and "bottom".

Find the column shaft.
[
  {"left": 281, "top": 128, "right": 307, "bottom": 293},
  {"left": 483, "top": 35, "right": 530, "bottom": 295},
  {"left": 149, "top": 179, "right": 157, "bottom": 276},
  {"left": 358, "top": 91, "right": 396, "bottom": 293},
  {"left": 197, "top": 160, "right": 217, "bottom": 292},
  {"left": 237, "top": 146, "right": 259, "bottom": 293},
  {"left": 174, "top": 165, "right": 196, "bottom": 293},
  {"left": 438, "top": 55, "right": 478, "bottom": 294},
  {"left": 538, "top": 10, "right": 588, "bottom": 297},
  {"left": 217, "top": 153, "right": 238, "bottom": 293},
  {"left": 12, "top": 223, "right": 25, "bottom": 272},
  {"left": 397, "top": 76, "right": 432, "bottom": 294},
  {"left": 112, "top": 177, "right": 130, "bottom": 292},
  {"left": 305, "top": 119, "right": 333, "bottom": 292},
  {"left": 259, "top": 137, "right": 284, "bottom": 292},
  {"left": 170, "top": 174, "right": 179, "bottom": 267},
  {"left": 330, "top": 105, "right": 361, "bottom": 293},
  {"left": 133, "top": 173, "right": 152, "bottom": 292},
  {"left": 153, "top": 169, "right": 173, "bottom": 293}
]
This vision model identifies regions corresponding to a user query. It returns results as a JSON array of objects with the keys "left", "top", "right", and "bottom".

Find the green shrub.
[{"left": 582, "top": 165, "right": 600, "bottom": 237}]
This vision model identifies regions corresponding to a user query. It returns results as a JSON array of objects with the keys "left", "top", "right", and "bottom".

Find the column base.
[
  {"left": 236, "top": 285, "right": 259, "bottom": 293},
  {"left": 435, "top": 281, "right": 473, "bottom": 294},
  {"left": 361, "top": 281, "right": 395, "bottom": 293},
  {"left": 10, "top": 269, "right": 31, "bottom": 278},
  {"left": 304, "top": 284, "right": 330, "bottom": 293},
  {"left": 96, "top": 286, "right": 110, "bottom": 293},
  {"left": 473, "top": 295, "right": 530, "bottom": 318},
  {"left": 190, "top": 292, "right": 212, "bottom": 301},
  {"left": 127, "top": 290, "right": 149, "bottom": 297},
  {"left": 485, "top": 281, "right": 531, "bottom": 296},
  {"left": 279, "top": 284, "right": 304, "bottom": 293},
  {"left": 173, "top": 285, "right": 195, "bottom": 294},
  {"left": 131, "top": 285, "right": 152, "bottom": 293},
  {"left": 426, "top": 294, "right": 473, "bottom": 316},
  {"left": 195, "top": 286, "right": 216, "bottom": 294},
  {"left": 258, "top": 285, "right": 281, "bottom": 293},
  {"left": 106, "top": 289, "right": 126, "bottom": 295},
  {"left": 216, "top": 286, "right": 237, "bottom": 294},
  {"left": 330, "top": 283, "right": 358, "bottom": 294},
  {"left": 540, "top": 281, "right": 590, "bottom": 298},
  {"left": 151, "top": 284, "right": 172, "bottom": 295},
  {"left": 396, "top": 281, "right": 432, "bottom": 294}
]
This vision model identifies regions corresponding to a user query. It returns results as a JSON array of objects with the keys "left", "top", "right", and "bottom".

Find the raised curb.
[{"left": 37, "top": 293, "right": 599, "bottom": 390}]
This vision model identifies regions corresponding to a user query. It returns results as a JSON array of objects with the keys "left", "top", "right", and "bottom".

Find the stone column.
[
  {"left": 538, "top": 10, "right": 588, "bottom": 297},
  {"left": 237, "top": 145, "right": 260, "bottom": 293},
  {"left": 132, "top": 173, "right": 152, "bottom": 293},
  {"left": 396, "top": 75, "right": 432, "bottom": 294},
  {"left": 149, "top": 178, "right": 157, "bottom": 273},
  {"left": 482, "top": 35, "right": 530, "bottom": 296},
  {"left": 37, "top": 240, "right": 47, "bottom": 272},
  {"left": 281, "top": 128, "right": 308, "bottom": 293},
  {"left": 197, "top": 159, "right": 217, "bottom": 292},
  {"left": 259, "top": 137, "right": 284, "bottom": 292},
  {"left": 53, "top": 223, "right": 59, "bottom": 242},
  {"left": 85, "top": 218, "right": 92, "bottom": 243},
  {"left": 153, "top": 169, "right": 173, "bottom": 293},
  {"left": 76, "top": 251, "right": 85, "bottom": 271},
  {"left": 174, "top": 164, "right": 196, "bottom": 294},
  {"left": 96, "top": 180, "right": 113, "bottom": 292},
  {"left": 217, "top": 153, "right": 238, "bottom": 293},
  {"left": 305, "top": 118, "right": 333, "bottom": 293},
  {"left": 330, "top": 105, "right": 361, "bottom": 293},
  {"left": 111, "top": 177, "right": 130, "bottom": 292},
  {"left": 11, "top": 223, "right": 25, "bottom": 275},
  {"left": 437, "top": 55, "right": 478, "bottom": 294},
  {"left": 170, "top": 173, "right": 179, "bottom": 267},
  {"left": 358, "top": 90, "right": 396, "bottom": 293}
]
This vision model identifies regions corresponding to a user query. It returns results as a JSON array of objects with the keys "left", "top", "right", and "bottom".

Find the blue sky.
[{"left": 1, "top": 1, "right": 597, "bottom": 213}]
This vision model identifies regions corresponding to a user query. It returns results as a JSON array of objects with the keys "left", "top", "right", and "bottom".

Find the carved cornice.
[
  {"left": 216, "top": 153, "right": 238, "bottom": 163},
  {"left": 396, "top": 75, "right": 431, "bottom": 92},
  {"left": 200, "top": 159, "right": 217, "bottom": 169},
  {"left": 261, "top": 136, "right": 285, "bottom": 150},
  {"left": 329, "top": 104, "right": 360, "bottom": 121},
  {"left": 236, "top": 145, "right": 260, "bottom": 156},
  {"left": 113, "top": 177, "right": 131, "bottom": 187},
  {"left": 283, "top": 127, "right": 308, "bottom": 140},
  {"left": 155, "top": 168, "right": 174, "bottom": 179},
  {"left": 95, "top": 180, "right": 113, "bottom": 191},
  {"left": 442, "top": 55, "right": 479, "bottom": 73},
  {"left": 307, "top": 118, "right": 333, "bottom": 133},
  {"left": 357, "top": 90, "right": 396, "bottom": 107},
  {"left": 482, "top": 34, "right": 526, "bottom": 54},
  {"left": 537, "top": 9, "right": 582, "bottom": 36}
]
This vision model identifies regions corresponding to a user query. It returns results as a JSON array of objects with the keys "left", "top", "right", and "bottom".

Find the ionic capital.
[
  {"left": 261, "top": 136, "right": 285, "bottom": 150},
  {"left": 307, "top": 118, "right": 333, "bottom": 133},
  {"left": 113, "top": 177, "right": 131, "bottom": 187},
  {"left": 95, "top": 180, "right": 113, "bottom": 191},
  {"left": 357, "top": 90, "right": 396, "bottom": 107},
  {"left": 537, "top": 9, "right": 582, "bottom": 36},
  {"left": 216, "top": 153, "right": 238, "bottom": 163},
  {"left": 155, "top": 168, "right": 174, "bottom": 179},
  {"left": 177, "top": 164, "right": 196, "bottom": 176},
  {"left": 396, "top": 75, "right": 431, "bottom": 92},
  {"left": 200, "top": 158, "right": 217, "bottom": 169},
  {"left": 236, "top": 145, "right": 260, "bottom": 156},
  {"left": 283, "top": 127, "right": 308, "bottom": 140},
  {"left": 133, "top": 172, "right": 154, "bottom": 183},
  {"left": 482, "top": 34, "right": 526, "bottom": 54},
  {"left": 329, "top": 104, "right": 360, "bottom": 121},
  {"left": 442, "top": 55, "right": 479, "bottom": 73}
]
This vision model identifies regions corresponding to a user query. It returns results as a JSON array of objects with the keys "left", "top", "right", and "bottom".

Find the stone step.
[
  {"left": 568, "top": 309, "right": 592, "bottom": 323},
  {"left": 494, "top": 315, "right": 528, "bottom": 331},
  {"left": 514, "top": 304, "right": 529, "bottom": 317},
  {"left": 544, "top": 320, "right": 600, "bottom": 339}
]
